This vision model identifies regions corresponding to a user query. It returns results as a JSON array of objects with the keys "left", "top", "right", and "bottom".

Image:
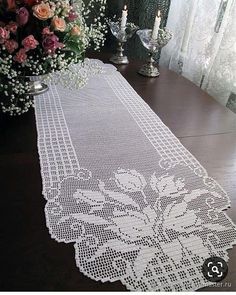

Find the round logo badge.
[{"left": 202, "top": 257, "right": 228, "bottom": 282}]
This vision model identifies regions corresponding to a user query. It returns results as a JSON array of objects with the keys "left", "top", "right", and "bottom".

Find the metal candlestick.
[
  {"left": 109, "top": 21, "right": 139, "bottom": 65},
  {"left": 137, "top": 28, "right": 172, "bottom": 77}
]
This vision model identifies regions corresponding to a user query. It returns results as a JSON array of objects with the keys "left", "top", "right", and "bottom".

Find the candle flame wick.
[
  {"left": 157, "top": 10, "right": 161, "bottom": 17},
  {"left": 124, "top": 5, "right": 127, "bottom": 10}
]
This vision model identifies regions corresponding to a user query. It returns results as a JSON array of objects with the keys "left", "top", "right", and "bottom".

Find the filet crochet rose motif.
[{"left": 34, "top": 59, "right": 236, "bottom": 291}]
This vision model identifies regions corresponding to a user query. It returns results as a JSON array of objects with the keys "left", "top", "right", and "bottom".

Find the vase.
[
  {"left": 25, "top": 76, "right": 49, "bottom": 96},
  {"left": 0, "top": 75, "right": 49, "bottom": 116}
]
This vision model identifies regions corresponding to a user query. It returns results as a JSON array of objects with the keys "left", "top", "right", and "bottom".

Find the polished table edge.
[{"left": 86, "top": 51, "right": 236, "bottom": 138}]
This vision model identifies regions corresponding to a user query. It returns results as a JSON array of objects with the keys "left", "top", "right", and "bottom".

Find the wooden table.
[{"left": 1, "top": 52, "right": 236, "bottom": 291}]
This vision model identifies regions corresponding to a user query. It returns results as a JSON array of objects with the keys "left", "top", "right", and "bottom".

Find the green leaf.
[{"left": 65, "top": 40, "right": 83, "bottom": 54}]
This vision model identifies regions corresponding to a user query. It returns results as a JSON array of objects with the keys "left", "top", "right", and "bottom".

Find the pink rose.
[
  {"left": 16, "top": 7, "right": 29, "bottom": 26},
  {"left": 42, "top": 27, "right": 53, "bottom": 35},
  {"left": 14, "top": 48, "right": 27, "bottom": 63},
  {"left": 0, "top": 27, "right": 10, "bottom": 44},
  {"left": 5, "top": 39, "right": 18, "bottom": 53},
  {"left": 42, "top": 34, "right": 64, "bottom": 54},
  {"left": 22, "top": 35, "right": 39, "bottom": 51},
  {"left": 67, "top": 10, "right": 78, "bottom": 22},
  {"left": 6, "top": 22, "right": 18, "bottom": 34}
]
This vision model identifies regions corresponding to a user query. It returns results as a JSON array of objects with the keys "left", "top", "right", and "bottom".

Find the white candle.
[
  {"left": 121, "top": 5, "right": 128, "bottom": 31},
  {"left": 151, "top": 11, "right": 161, "bottom": 40}
]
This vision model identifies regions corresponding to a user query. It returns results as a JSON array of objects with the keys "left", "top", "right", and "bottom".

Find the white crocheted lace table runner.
[{"left": 34, "top": 59, "right": 236, "bottom": 292}]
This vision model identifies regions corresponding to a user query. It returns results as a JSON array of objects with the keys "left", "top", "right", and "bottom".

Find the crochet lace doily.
[{"left": 34, "top": 59, "right": 236, "bottom": 291}]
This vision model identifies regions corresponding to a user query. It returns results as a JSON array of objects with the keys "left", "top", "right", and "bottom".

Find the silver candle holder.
[
  {"left": 109, "top": 21, "right": 139, "bottom": 65},
  {"left": 137, "top": 28, "right": 172, "bottom": 77}
]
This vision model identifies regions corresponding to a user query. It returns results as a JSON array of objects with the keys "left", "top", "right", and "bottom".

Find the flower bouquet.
[{"left": 0, "top": 0, "right": 107, "bottom": 115}]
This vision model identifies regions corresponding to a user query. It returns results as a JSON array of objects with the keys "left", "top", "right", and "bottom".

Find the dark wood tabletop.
[{"left": 1, "top": 52, "right": 236, "bottom": 291}]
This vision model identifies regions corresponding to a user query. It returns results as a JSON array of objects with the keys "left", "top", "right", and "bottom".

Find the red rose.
[
  {"left": 16, "top": 7, "right": 29, "bottom": 26},
  {"left": 24, "top": 0, "right": 39, "bottom": 6},
  {"left": 22, "top": 35, "right": 39, "bottom": 51},
  {"left": 5, "top": 39, "right": 18, "bottom": 53},
  {"left": 42, "top": 34, "right": 64, "bottom": 54},
  {"left": 14, "top": 48, "right": 27, "bottom": 63}
]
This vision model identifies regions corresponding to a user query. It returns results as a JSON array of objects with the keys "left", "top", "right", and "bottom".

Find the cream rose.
[
  {"left": 32, "top": 3, "right": 53, "bottom": 21},
  {"left": 70, "top": 25, "right": 81, "bottom": 36},
  {"left": 51, "top": 17, "right": 66, "bottom": 32}
]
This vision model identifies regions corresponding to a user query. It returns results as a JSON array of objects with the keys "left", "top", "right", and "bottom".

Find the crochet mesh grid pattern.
[{"left": 34, "top": 59, "right": 236, "bottom": 291}]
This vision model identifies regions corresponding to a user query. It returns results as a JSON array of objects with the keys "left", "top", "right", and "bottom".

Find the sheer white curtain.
[{"left": 160, "top": 0, "right": 236, "bottom": 108}]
